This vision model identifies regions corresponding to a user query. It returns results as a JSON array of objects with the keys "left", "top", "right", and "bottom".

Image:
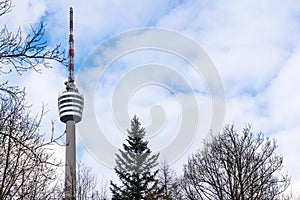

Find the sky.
[{"left": 1, "top": 0, "right": 300, "bottom": 196}]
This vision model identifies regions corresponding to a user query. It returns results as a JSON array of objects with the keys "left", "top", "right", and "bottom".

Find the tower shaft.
[{"left": 65, "top": 120, "right": 76, "bottom": 199}]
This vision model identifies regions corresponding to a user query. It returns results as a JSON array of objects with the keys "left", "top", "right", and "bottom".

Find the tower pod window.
[
  {"left": 60, "top": 109, "right": 82, "bottom": 115},
  {"left": 58, "top": 94, "right": 83, "bottom": 101},
  {"left": 58, "top": 99, "right": 83, "bottom": 106}
]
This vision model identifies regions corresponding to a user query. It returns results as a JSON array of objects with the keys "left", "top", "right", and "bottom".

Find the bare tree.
[
  {"left": 182, "top": 124, "right": 290, "bottom": 200},
  {"left": 0, "top": 0, "right": 66, "bottom": 74},
  {"left": 56, "top": 161, "right": 109, "bottom": 199},
  {"left": 76, "top": 162, "right": 109, "bottom": 200},
  {"left": 157, "top": 161, "right": 183, "bottom": 200},
  {"left": 0, "top": 84, "right": 62, "bottom": 199}
]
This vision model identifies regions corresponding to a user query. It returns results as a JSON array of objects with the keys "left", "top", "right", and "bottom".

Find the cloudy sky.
[{"left": 1, "top": 0, "right": 300, "bottom": 196}]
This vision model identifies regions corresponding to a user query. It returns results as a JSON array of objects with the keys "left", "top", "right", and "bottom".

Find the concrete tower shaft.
[{"left": 65, "top": 120, "right": 76, "bottom": 199}]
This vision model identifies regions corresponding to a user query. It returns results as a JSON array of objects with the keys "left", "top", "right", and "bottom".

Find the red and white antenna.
[{"left": 68, "top": 7, "right": 74, "bottom": 82}]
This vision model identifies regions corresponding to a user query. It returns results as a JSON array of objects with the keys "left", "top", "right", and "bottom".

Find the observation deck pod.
[{"left": 58, "top": 89, "right": 84, "bottom": 123}]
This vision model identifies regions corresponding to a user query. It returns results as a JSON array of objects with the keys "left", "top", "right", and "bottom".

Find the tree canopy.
[{"left": 181, "top": 125, "right": 290, "bottom": 200}]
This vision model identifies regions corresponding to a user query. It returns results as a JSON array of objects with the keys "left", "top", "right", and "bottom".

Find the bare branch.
[
  {"left": 182, "top": 124, "right": 290, "bottom": 200},
  {"left": 0, "top": 22, "right": 67, "bottom": 74},
  {"left": 0, "top": 0, "right": 12, "bottom": 16}
]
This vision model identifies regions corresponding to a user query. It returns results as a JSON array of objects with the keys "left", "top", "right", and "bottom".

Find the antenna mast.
[{"left": 68, "top": 7, "right": 74, "bottom": 82}]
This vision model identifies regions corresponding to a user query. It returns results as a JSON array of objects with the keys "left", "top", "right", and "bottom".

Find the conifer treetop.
[{"left": 110, "top": 115, "right": 162, "bottom": 199}]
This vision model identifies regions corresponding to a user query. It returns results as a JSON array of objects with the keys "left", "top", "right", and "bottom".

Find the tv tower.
[{"left": 58, "top": 7, "right": 84, "bottom": 199}]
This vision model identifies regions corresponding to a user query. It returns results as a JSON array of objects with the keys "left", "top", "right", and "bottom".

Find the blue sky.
[{"left": 1, "top": 0, "right": 300, "bottom": 196}]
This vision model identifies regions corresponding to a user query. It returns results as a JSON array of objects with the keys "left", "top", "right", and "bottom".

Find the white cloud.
[
  {"left": 42, "top": 0, "right": 186, "bottom": 67},
  {"left": 157, "top": 0, "right": 300, "bottom": 95},
  {"left": 0, "top": 0, "right": 46, "bottom": 32}
]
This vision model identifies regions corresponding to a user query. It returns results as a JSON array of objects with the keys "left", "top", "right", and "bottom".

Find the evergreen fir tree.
[{"left": 110, "top": 115, "right": 162, "bottom": 200}]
